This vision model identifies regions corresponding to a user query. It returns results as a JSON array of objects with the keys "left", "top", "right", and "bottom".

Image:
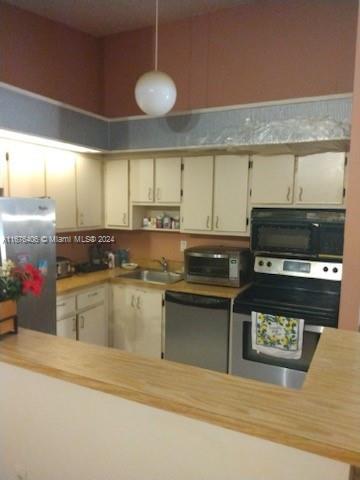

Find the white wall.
[{"left": 0, "top": 362, "right": 350, "bottom": 480}]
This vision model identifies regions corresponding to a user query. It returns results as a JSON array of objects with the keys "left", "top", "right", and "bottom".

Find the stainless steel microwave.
[
  {"left": 251, "top": 208, "right": 345, "bottom": 259},
  {"left": 184, "top": 246, "right": 252, "bottom": 287}
]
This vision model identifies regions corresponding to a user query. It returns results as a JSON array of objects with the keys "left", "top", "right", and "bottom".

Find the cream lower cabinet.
[
  {"left": 104, "top": 158, "right": 129, "bottom": 228},
  {"left": 56, "top": 285, "right": 108, "bottom": 347},
  {"left": 57, "top": 315, "right": 77, "bottom": 340},
  {"left": 112, "top": 284, "right": 163, "bottom": 359},
  {"left": 46, "top": 149, "right": 77, "bottom": 230},
  {"left": 78, "top": 304, "right": 107, "bottom": 346},
  {"left": 76, "top": 154, "right": 103, "bottom": 228},
  {"left": 181, "top": 155, "right": 249, "bottom": 234}
]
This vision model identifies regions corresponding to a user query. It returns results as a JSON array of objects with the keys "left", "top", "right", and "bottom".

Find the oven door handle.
[
  {"left": 304, "top": 325, "right": 324, "bottom": 334},
  {"left": 243, "top": 319, "right": 324, "bottom": 335}
]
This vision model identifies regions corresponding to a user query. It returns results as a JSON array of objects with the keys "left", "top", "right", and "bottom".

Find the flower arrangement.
[{"left": 0, "top": 260, "right": 44, "bottom": 301}]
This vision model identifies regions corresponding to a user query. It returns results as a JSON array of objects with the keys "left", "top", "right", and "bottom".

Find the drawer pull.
[
  {"left": 136, "top": 296, "right": 141, "bottom": 309},
  {"left": 88, "top": 292, "right": 99, "bottom": 298},
  {"left": 215, "top": 216, "right": 219, "bottom": 229},
  {"left": 148, "top": 187, "right": 152, "bottom": 200},
  {"left": 206, "top": 216, "right": 210, "bottom": 229},
  {"left": 156, "top": 188, "right": 161, "bottom": 201},
  {"left": 57, "top": 302, "right": 66, "bottom": 308},
  {"left": 80, "top": 315, "right": 85, "bottom": 329},
  {"left": 122, "top": 213, "right": 127, "bottom": 224},
  {"left": 72, "top": 318, "right": 76, "bottom": 332},
  {"left": 131, "top": 295, "right": 135, "bottom": 308}
]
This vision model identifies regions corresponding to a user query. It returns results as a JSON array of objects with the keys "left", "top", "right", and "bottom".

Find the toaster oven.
[{"left": 184, "top": 246, "right": 252, "bottom": 287}]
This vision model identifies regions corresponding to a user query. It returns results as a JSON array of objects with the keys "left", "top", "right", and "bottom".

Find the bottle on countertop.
[{"left": 108, "top": 252, "right": 115, "bottom": 269}]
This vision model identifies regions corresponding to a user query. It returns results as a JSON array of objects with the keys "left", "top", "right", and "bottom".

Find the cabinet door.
[
  {"left": 78, "top": 304, "right": 108, "bottom": 346},
  {"left": 155, "top": 157, "right": 181, "bottom": 203},
  {"left": 8, "top": 141, "right": 45, "bottom": 197},
  {"left": 213, "top": 155, "right": 249, "bottom": 233},
  {"left": 0, "top": 141, "right": 9, "bottom": 195},
  {"left": 46, "top": 149, "right": 77, "bottom": 230},
  {"left": 181, "top": 156, "right": 213, "bottom": 231},
  {"left": 295, "top": 153, "right": 346, "bottom": 205},
  {"left": 112, "top": 285, "right": 137, "bottom": 353},
  {"left": 134, "top": 288, "right": 162, "bottom": 359},
  {"left": 76, "top": 154, "right": 103, "bottom": 227},
  {"left": 105, "top": 158, "right": 129, "bottom": 227},
  {"left": 130, "top": 158, "right": 154, "bottom": 202},
  {"left": 57, "top": 316, "right": 77, "bottom": 340},
  {"left": 250, "top": 155, "right": 295, "bottom": 204}
]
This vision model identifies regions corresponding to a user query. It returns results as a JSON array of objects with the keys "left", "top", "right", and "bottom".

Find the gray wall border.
[{"left": 0, "top": 84, "right": 352, "bottom": 152}]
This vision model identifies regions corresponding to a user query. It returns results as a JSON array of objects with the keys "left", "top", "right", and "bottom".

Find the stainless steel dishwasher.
[{"left": 164, "top": 292, "right": 231, "bottom": 373}]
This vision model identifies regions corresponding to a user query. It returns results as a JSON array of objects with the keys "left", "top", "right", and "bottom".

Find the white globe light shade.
[{"left": 135, "top": 70, "right": 177, "bottom": 116}]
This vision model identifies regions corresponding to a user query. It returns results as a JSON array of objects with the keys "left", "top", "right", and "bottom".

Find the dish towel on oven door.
[{"left": 251, "top": 312, "right": 305, "bottom": 359}]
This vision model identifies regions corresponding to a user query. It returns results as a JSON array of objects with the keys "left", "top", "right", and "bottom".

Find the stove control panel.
[{"left": 255, "top": 256, "right": 342, "bottom": 281}]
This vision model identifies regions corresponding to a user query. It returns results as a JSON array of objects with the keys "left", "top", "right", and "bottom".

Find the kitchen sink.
[{"left": 119, "top": 269, "right": 183, "bottom": 285}]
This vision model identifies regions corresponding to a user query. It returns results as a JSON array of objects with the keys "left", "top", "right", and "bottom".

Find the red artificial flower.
[{"left": 21, "top": 264, "right": 44, "bottom": 297}]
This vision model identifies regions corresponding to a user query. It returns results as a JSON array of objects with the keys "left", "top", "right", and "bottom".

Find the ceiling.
[{"left": 3, "top": 0, "right": 253, "bottom": 37}]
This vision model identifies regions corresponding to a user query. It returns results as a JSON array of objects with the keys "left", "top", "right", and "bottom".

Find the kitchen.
[{"left": 3, "top": 0, "right": 358, "bottom": 478}]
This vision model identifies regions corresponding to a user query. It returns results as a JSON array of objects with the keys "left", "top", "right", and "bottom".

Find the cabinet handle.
[
  {"left": 79, "top": 212, "right": 84, "bottom": 225},
  {"left": 131, "top": 295, "right": 135, "bottom": 308},
  {"left": 122, "top": 212, "right": 127, "bottom": 224},
  {"left": 57, "top": 302, "right": 66, "bottom": 308},
  {"left": 156, "top": 188, "right": 161, "bottom": 201},
  {"left": 286, "top": 187, "right": 291, "bottom": 202},
  {"left": 148, "top": 187, "right": 152, "bottom": 200},
  {"left": 80, "top": 315, "right": 85, "bottom": 329},
  {"left": 88, "top": 292, "right": 98, "bottom": 298},
  {"left": 206, "top": 216, "right": 210, "bottom": 229},
  {"left": 136, "top": 296, "right": 141, "bottom": 309},
  {"left": 72, "top": 318, "right": 76, "bottom": 332},
  {"left": 215, "top": 216, "right": 219, "bottom": 229},
  {"left": 299, "top": 187, "right": 303, "bottom": 202}
]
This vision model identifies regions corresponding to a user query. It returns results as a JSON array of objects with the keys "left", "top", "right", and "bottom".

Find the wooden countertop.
[
  {"left": 57, "top": 268, "right": 244, "bottom": 299},
  {"left": 1, "top": 328, "right": 360, "bottom": 466}
]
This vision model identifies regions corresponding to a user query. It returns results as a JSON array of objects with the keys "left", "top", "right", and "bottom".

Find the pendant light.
[{"left": 135, "top": 0, "right": 177, "bottom": 116}]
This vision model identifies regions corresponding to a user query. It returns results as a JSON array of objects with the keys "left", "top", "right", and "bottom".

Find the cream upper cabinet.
[
  {"left": 76, "top": 154, "right": 103, "bottom": 228},
  {"left": 213, "top": 155, "right": 249, "bottom": 233},
  {"left": 46, "top": 149, "right": 77, "bottom": 230},
  {"left": 130, "top": 158, "right": 154, "bottom": 202},
  {"left": 112, "top": 285, "right": 162, "bottom": 359},
  {"left": 181, "top": 156, "right": 213, "bottom": 231},
  {"left": 155, "top": 157, "right": 181, "bottom": 203},
  {"left": 104, "top": 158, "right": 129, "bottom": 228},
  {"left": 8, "top": 141, "right": 45, "bottom": 197},
  {"left": 250, "top": 154, "right": 295, "bottom": 204},
  {"left": 295, "top": 153, "right": 346, "bottom": 205}
]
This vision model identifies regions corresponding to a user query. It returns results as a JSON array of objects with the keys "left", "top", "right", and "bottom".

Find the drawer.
[
  {"left": 77, "top": 286, "right": 105, "bottom": 310},
  {"left": 56, "top": 296, "right": 76, "bottom": 320}
]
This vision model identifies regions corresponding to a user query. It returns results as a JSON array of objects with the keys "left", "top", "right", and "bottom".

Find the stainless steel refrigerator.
[{"left": 0, "top": 197, "right": 56, "bottom": 334}]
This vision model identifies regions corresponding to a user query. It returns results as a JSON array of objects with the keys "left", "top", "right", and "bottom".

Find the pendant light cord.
[{"left": 155, "top": 0, "right": 159, "bottom": 71}]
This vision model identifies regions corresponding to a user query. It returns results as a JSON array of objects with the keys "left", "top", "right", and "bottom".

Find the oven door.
[
  {"left": 230, "top": 313, "right": 322, "bottom": 389},
  {"left": 251, "top": 222, "right": 319, "bottom": 257}
]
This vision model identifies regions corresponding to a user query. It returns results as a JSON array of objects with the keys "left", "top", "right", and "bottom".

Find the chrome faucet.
[{"left": 158, "top": 256, "right": 168, "bottom": 272}]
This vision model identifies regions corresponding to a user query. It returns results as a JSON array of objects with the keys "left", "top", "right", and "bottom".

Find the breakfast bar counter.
[{"left": 1, "top": 327, "right": 360, "bottom": 469}]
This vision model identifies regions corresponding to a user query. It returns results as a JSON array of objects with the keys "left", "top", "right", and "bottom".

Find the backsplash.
[{"left": 56, "top": 229, "right": 250, "bottom": 263}]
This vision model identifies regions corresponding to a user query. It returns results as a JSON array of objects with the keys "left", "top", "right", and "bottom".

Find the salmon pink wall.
[
  {"left": 0, "top": 2, "right": 103, "bottom": 114},
  {"left": 103, "top": 0, "right": 358, "bottom": 117},
  {"left": 339, "top": 5, "right": 360, "bottom": 331}
]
